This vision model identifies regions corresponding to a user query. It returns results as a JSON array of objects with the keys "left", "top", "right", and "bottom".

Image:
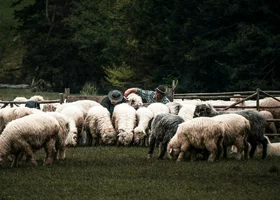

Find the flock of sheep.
[{"left": 0, "top": 94, "right": 280, "bottom": 168}]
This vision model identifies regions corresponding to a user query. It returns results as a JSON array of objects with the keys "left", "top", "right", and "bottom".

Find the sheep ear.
[
  {"left": 143, "top": 130, "right": 147, "bottom": 136},
  {"left": 169, "top": 148, "right": 173, "bottom": 154}
]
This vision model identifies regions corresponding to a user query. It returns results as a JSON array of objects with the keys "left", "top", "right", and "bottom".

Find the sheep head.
[
  {"left": 127, "top": 93, "right": 143, "bottom": 109},
  {"left": 133, "top": 127, "right": 147, "bottom": 145},
  {"left": 193, "top": 104, "right": 212, "bottom": 118},
  {"left": 101, "top": 128, "right": 117, "bottom": 145},
  {"left": 117, "top": 129, "right": 134, "bottom": 146}
]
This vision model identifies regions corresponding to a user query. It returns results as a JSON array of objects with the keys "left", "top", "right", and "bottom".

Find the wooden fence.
[{"left": 173, "top": 88, "right": 280, "bottom": 136}]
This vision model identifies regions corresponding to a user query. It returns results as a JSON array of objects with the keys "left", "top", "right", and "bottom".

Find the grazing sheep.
[
  {"left": 148, "top": 113, "right": 184, "bottom": 159},
  {"left": 84, "top": 106, "right": 117, "bottom": 146},
  {"left": 167, "top": 117, "right": 224, "bottom": 162},
  {"left": 112, "top": 103, "right": 136, "bottom": 146},
  {"left": 211, "top": 114, "right": 251, "bottom": 160},
  {"left": 57, "top": 105, "right": 85, "bottom": 145},
  {"left": 193, "top": 103, "right": 268, "bottom": 159},
  {"left": 133, "top": 107, "right": 154, "bottom": 146},
  {"left": 126, "top": 93, "right": 143, "bottom": 109},
  {"left": 147, "top": 103, "right": 169, "bottom": 117},
  {"left": 0, "top": 113, "right": 62, "bottom": 167},
  {"left": 166, "top": 102, "right": 182, "bottom": 115},
  {"left": 46, "top": 112, "right": 77, "bottom": 151}
]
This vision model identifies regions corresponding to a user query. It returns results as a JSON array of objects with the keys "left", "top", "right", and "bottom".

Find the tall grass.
[{"left": 0, "top": 146, "right": 279, "bottom": 200}]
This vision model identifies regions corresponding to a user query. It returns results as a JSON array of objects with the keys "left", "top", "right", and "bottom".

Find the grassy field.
[
  {"left": 0, "top": 88, "right": 64, "bottom": 101},
  {"left": 0, "top": 146, "right": 279, "bottom": 200}
]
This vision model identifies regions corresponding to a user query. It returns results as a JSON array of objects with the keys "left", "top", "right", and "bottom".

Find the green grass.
[
  {"left": 0, "top": 146, "right": 279, "bottom": 200},
  {"left": 0, "top": 88, "right": 63, "bottom": 101}
]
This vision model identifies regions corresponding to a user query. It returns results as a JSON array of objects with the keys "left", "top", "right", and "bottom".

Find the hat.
[
  {"left": 108, "top": 90, "right": 123, "bottom": 103},
  {"left": 155, "top": 85, "right": 166, "bottom": 94}
]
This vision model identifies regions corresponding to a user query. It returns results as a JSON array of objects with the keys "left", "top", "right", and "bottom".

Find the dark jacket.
[{"left": 101, "top": 97, "right": 126, "bottom": 117}]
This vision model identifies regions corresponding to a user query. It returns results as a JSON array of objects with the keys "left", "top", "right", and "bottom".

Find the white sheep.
[
  {"left": 58, "top": 105, "right": 85, "bottom": 145},
  {"left": 167, "top": 117, "right": 224, "bottom": 162},
  {"left": 257, "top": 136, "right": 280, "bottom": 156},
  {"left": 0, "top": 107, "right": 34, "bottom": 133},
  {"left": 29, "top": 95, "right": 44, "bottom": 102},
  {"left": 112, "top": 103, "right": 136, "bottom": 146},
  {"left": 84, "top": 106, "right": 117, "bottom": 146},
  {"left": 133, "top": 107, "right": 154, "bottom": 146},
  {"left": 193, "top": 103, "right": 268, "bottom": 159},
  {"left": 126, "top": 93, "right": 143, "bottom": 109},
  {"left": 0, "top": 113, "right": 64, "bottom": 167},
  {"left": 46, "top": 112, "right": 78, "bottom": 150},
  {"left": 147, "top": 103, "right": 169, "bottom": 117},
  {"left": 211, "top": 114, "right": 251, "bottom": 160},
  {"left": 177, "top": 104, "right": 196, "bottom": 121}
]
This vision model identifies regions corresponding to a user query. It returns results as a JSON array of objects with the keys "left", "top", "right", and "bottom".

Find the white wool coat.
[
  {"left": 112, "top": 103, "right": 136, "bottom": 146},
  {"left": 85, "top": 106, "right": 117, "bottom": 145}
]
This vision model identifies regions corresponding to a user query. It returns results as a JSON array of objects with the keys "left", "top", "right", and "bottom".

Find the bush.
[{"left": 80, "top": 82, "right": 98, "bottom": 95}]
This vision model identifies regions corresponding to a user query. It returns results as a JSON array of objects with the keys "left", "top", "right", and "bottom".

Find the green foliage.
[
  {"left": 1, "top": 0, "right": 280, "bottom": 93},
  {"left": 80, "top": 82, "right": 98, "bottom": 95},
  {"left": 0, "top": 146, "right": 280, "bottom": 200},
  {"left": 103, "top": 62, "right": 135, "bottom": 89}
]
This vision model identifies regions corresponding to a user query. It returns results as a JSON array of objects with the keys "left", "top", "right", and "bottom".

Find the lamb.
[
  {"left": 133, "top": 107, "right": 154, "bottom": 146},
  {"left": 84, "top": 106, "right": 117, "bottom": 146},
  {"left": 126, "top": 93, "right": 143, "bottom": 109},
  {"left": 257, "top": 136, "right": 280, "bottom": 156},
  {"left": 148, "top": 113, "right": 184, "bottom": 159},
  {"left": 211, "top": 114, "right": 251, "bottom": 160},
  {"left": 112, "top": 103, "right": 136, "bottom": 146},
  {"left": 167, "top": 117, "right": 224, "bottom": 162},
  {"left": 193, "top": 103, "right": 268, "bottom": 159},
  {"left": 0, "top": 113, "right": 64, "bottom": 167},
  {"left": 147, "top": 103, "right": 169, "bottom": 117}
]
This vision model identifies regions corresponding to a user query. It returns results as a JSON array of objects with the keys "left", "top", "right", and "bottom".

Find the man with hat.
[
  {"left": 124, "top": 85, "right": 170, "bottom": 104},
  {"left": 101, "top": 90, "right": 126, "bottom": 117}
]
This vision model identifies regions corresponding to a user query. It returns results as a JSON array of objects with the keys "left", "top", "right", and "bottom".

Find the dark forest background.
[{"left": 1, "top": 0, "right": 280, "bottom": 94}]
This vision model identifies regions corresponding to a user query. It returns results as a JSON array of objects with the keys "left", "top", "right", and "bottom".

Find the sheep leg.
[
  {"left": 10, "top": 152, "right": 21, "bottom": 168},
  {"left": 44, "top": 139, "right": 56, "bottom": 165},
  {"left": 157, "top": 142, "right": 167, "bottom": 159},
  {"left": 249, "top": 141, "right": 257, "bottom": 159},
  {"left": 260, "top": 138, "right": 268, "bottom": 160},
  {"left": 147, "top": 136, "right": 156, "bottom": 159},
  {"left": 206, "top": 141, "right": 218, "bottom": 162},
  {"left": 177, "top": 142, "right": 190, "bottom": 162},
  {"left": 24, "top": 145, "right": 38, "bottom": 167},
  {"left": 243, "top": 140, "right": 250, "bottom": 160}
]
